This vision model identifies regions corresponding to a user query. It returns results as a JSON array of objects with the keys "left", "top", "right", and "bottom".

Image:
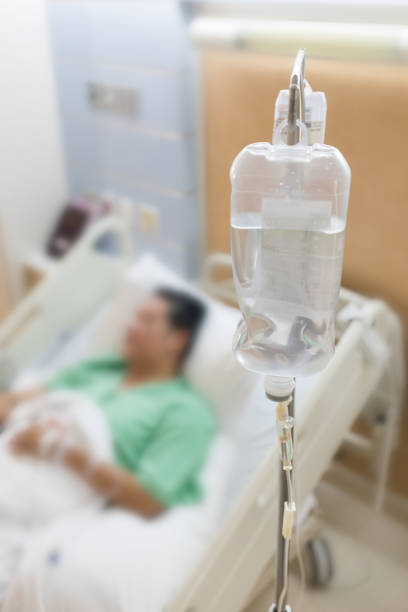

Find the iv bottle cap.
[{"left": 264, "top": 376, "right": 295, "bottom": 401}]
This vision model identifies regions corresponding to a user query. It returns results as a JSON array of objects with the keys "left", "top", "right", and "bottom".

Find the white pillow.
[{"left": 88, "top": 254, "right": 259, "bottom": 435}]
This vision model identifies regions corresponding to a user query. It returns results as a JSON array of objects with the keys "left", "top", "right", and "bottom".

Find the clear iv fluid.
[
  {"left": 231, "top": 217, "right": 345, "bottom": 375},
  {"left": 230, "top": 140, "right": 351, "bottom": 377}
]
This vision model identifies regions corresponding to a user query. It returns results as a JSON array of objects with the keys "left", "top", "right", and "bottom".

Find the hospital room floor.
[{"left": 246, "top": 480, "right": 408, "bottom": 612}]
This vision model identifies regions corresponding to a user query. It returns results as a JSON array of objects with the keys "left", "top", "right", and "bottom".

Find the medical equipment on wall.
[
  {"left": 47, "top": 197, "right": 112, "bottom": 259},
  {"left": 230, "top": 49, "right": 351, "bottom": 611}
]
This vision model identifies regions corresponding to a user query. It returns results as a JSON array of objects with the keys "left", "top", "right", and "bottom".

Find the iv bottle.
[{"left": 230, "top": 122, "right": 351, "bottom": 376}]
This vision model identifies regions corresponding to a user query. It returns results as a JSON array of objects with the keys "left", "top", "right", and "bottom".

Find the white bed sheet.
[
  {"left": 2, "top": 423, "right": 238, "bottom": 612},
  {"left": 5, "top": 255, "right": 321, "bottom": 611},
  {"left": 2, "top": 378, "right": 316, "bottom": 612}
]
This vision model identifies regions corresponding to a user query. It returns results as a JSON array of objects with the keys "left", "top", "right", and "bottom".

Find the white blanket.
[
  {"left": 1, "top": 391, "right": 112, "bottom": 524},
  {"left": 0, "top": 391, "right": 111, "bottom": 601},
  {"left": 1, "top": 393, "right": 236, "bottom": 612}
]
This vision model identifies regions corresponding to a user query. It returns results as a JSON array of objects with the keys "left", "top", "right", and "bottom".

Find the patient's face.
[{"left": 122, "top": 296, "right": 184, "bottom": 369}]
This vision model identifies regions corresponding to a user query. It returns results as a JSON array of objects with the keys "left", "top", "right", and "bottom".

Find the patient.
[{"left": 0, "top": 288, "right": 215, "bottom": 518}]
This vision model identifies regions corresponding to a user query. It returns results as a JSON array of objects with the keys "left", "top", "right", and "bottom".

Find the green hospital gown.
[{"left": 46, "top": 355, "right": 215, "bottom": 508}]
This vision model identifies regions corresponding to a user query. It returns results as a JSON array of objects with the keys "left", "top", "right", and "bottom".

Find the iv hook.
[{"left": 287, "top": 48, "right": 306, "bottom": 145}]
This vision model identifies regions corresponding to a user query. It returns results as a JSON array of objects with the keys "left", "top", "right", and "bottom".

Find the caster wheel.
[{"left": 303, "top": 536, "right": 334, "bottom": 587}]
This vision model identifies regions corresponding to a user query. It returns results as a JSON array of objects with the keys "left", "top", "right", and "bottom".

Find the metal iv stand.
[{"left": 267, "top": 48, "right": 306, "bottom": 612}]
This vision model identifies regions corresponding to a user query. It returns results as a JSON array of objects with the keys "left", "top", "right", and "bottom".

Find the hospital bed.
[{"left": 0, "top": 216, "right": 404, "bottom": 612}]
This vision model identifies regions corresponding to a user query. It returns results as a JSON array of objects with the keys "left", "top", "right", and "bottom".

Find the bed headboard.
[{"left": 201, "top": 50, "right": 408, "bottom": 497}]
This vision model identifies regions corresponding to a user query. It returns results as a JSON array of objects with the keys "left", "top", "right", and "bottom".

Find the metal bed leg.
[{"left": 374, "top": 396, "right": 399, "bottom": 512}]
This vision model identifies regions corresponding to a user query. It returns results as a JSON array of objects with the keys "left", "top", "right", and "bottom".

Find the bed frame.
[
  {"left": 0, "top": 217, "right": 403, "bottom": 612},
  {"left": 170, "top": 258, "right": 404, "bottom": 612},
  {"left": 0, "top": 217, "right": 132, "bottom": 390}
]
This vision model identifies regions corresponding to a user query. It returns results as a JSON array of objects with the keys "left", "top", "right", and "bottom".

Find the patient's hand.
[
  {"left": 9, "top": 421, "right": 68, "bottom": 459},
  {"left": 0, "top": 388, "right": 45, "bottom": 425},
  {"left": 0, "top": 394, "right": 16, "bottom": 424}
]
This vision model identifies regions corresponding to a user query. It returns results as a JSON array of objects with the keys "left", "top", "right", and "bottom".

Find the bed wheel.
[{"left": 303, "top": 536, "right": 333, "bottom": 587}]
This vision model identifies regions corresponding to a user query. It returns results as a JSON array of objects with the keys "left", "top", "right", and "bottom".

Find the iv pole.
[{"left": 268, "top": 48, "right": 306, "bottom": 612}]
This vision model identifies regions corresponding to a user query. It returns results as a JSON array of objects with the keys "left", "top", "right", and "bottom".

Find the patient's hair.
[{"left": 155, "top": 287, "right": 206, "bottom": 366}]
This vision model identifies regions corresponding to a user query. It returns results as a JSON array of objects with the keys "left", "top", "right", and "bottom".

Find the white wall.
[{"left": 0, "top": 0, "right": 67, "bottom": 300}]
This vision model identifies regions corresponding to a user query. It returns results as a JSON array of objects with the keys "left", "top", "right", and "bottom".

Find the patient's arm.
[
  {"left": 0, "top": 388, "right": 45, "bottom": 423},
  {"left": 65, "top": 450, "right": 165, "bottom": 518},
  {"left": 9, "top": 422, "right": 165, "bottom": 518}
]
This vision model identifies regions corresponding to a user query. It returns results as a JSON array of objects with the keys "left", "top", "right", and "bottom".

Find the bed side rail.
[
  {"left": 0, "top": 216, "right": 133, "bottom": 389},
  {"left": 169, "top": 271, "right": 403, "bottom": 611}
]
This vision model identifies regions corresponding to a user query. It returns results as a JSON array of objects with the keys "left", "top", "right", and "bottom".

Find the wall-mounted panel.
[{"left": 48, "top": 0, "right": 200, "bottom": 277}]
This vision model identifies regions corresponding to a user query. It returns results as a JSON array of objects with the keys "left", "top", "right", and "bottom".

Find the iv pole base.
[{"left": 269, "top": 605, "right": 292, "bottom": 612}]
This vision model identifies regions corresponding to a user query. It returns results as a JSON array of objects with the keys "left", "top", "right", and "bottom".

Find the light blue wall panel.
[
  {"left": 63, "top": 124, "right": 195, "bottom": 194},
  {"left": 52, "top": 59, "right": 193, "bottom": 134},
  {"left": 48, "top": 1, "right": 200, "bottom": 277},
  {"left": 49, "top": 1, "right": 190, "bottom": 70}
]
